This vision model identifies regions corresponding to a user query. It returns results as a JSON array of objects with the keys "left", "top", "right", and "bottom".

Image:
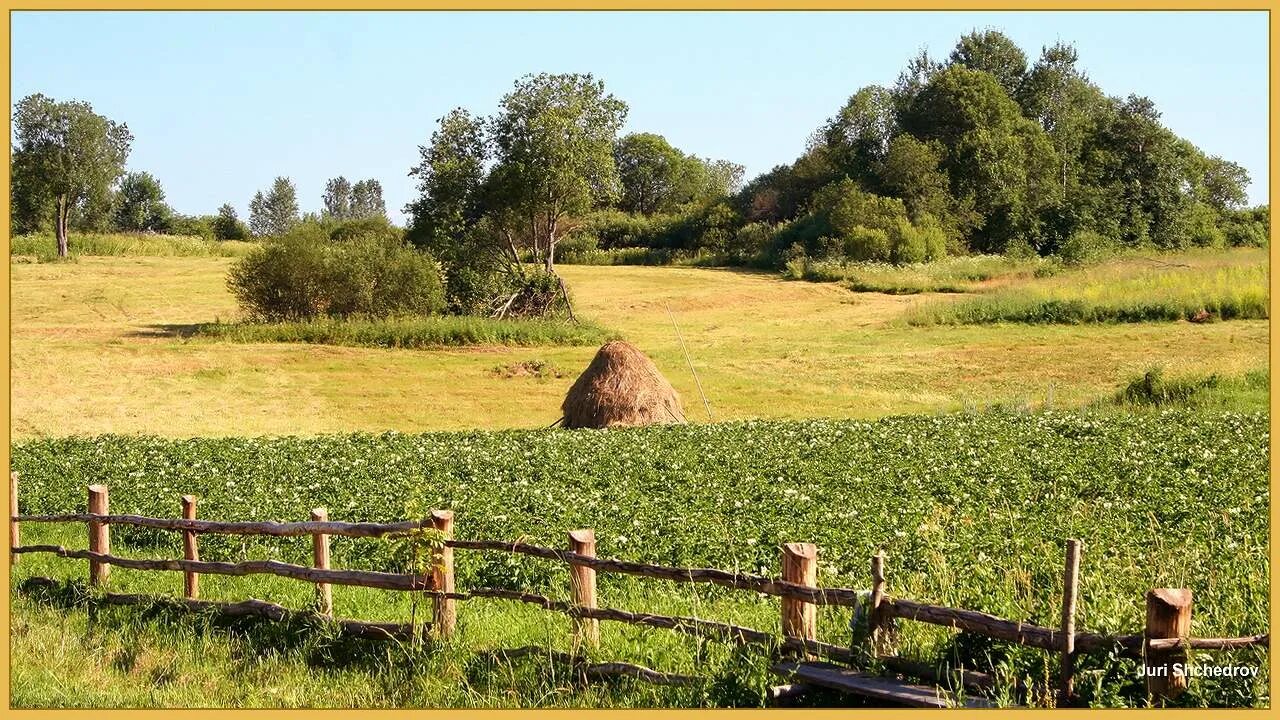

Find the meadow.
[
  {"left": 10, "top": 232, "right": 255, "bottom": 262},
  {"left": 9, "top": 249, "right": 1268, "bottom": 438},
  {"left": 905, "top": 249, "right": 1268, "bottom": 325}
]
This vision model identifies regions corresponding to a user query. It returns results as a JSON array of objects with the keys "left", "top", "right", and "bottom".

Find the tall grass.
[
  {"left": 797, "top": 255, "right": 1059, "bottom": 294},
  {"left": 193, "top": 315, "right": 617, "bottom": 349},
  {"left": 1110, "top": 366, "right": 1270, "bottom": 410},
  {"left": 907, "top": 250, "right": 1269, "bottom": 325},
  {"left": 11, "top": 233, "right": 256, "bottom": 261}
]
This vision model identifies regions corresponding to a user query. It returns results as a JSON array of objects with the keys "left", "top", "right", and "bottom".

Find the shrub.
[
  {"left": 844, "top": 226, "right": 891, "bottom": 261},
  {"left": 890, "top": 219, "right": 927, "bottom": 264},
  {"left": 1057, "top": 230, "right": 1114, "bottom": 266},
  {"left": 166, "top": 214, "right": 217, "bottom": 239},
  {"left": 1115, "top": 366, "right": 1220, "bottom": 407},
  {"left": 329, "top": 216, "right": 401, "bottom": 244},
  {"left": 1220, "top": 206, "right": 1269, "bottom": 248},
  {"left": 728, "top": 222, "right": 775, "bottom": 263},
  {"left": 228, "top": 229, "right": 445, "bottom": 321},
  {"left": 1184, "top": 203, "right": 1226, "bottom": 248}
]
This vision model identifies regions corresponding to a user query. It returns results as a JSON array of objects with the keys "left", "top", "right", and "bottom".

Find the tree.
[
  {"left": 323, "top": 176, "right": 353, "bottom": 219},
  {"left": 405, "top": 108, "right": 489, "bottom": 258},
  {"left": 12, "top": 93, "right": 132, "bottom": 257},
  {"left": 248, "top": 176, "right": 300, "bottom": 237},
  {"left": 113, "top": 171, "right": 172, "bottom": 232},
  {"left": 948, "top": 29, "right": 1028, "bottom": 99},
  {"left": 488, "top": 72, "right": 629, "bottom": 271},
  {"left": 614, "top": 132, "right": 686, "bottom": 215},
  {"left": 822, "top": 86, "right": 896, "bottom": 186},
  {"left": 212, "top": 203, "right": 249, "bottom": 240},
  {"left": 899, "top": 65, "right": 1061, "bottom": 252},
  {"left": 351, "top": 179, "right": 386, "bottom": 219}
]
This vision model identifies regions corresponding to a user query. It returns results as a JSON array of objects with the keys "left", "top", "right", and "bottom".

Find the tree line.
[
  {"left": 10, "top": 92, "right": 389, "bottom": 257},
  {"left": 10, "top": 29, "right": 1269, "bottom": 320}
]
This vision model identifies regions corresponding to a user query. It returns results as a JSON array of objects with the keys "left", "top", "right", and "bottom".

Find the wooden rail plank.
[
  {"left": 774, "top": 661, "right": 998, "bottom": 708},
  {"left": 12, "top": 545, "right": 430, "bottom": 591},
  {"left": 15, "top": 513, "right": 434, "bottom": 538}
]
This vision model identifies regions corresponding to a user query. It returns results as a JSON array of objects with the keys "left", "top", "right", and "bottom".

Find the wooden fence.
[{"left": 8, "top": 475, "right": 1270, "bottom": 707}]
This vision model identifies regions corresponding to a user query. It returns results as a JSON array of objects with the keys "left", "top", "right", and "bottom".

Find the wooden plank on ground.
[{"left": 773, "top": 661, "right": 998, "bottom": 709}]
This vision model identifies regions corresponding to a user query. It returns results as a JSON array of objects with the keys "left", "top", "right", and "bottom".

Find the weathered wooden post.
[
  {"left": 1145, "top": 588, "right": 1193, "bottom": 701},
  {"left": 9, "top": 472, "right": 19, "bottom": 565},
  {"left": 869, "top": 549, "right": 892, "bottom": 655},
  {"left": 431, "top": 510, "right": 456, "bottom": 639},
  {"left": 182, "top": 495, "right": 200, "bottom": 600},
  {"left": 87, "top": 484, "right": 110, "bottom": 586},
  {"left": 311, "top": 508, "right": 332, "bottom": 617},
  {"left": 1058, "top": 539, "right": 1082, "bottom": 707},
  {"left": 568, "top": 528, "right": 599, "bottom": 648},
  {"left": 781, "top": 542, "right": 818, "bottom": 653}
]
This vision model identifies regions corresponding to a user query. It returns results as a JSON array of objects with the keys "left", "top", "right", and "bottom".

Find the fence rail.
[{"left": 8, "top": 475, "right": 1270, "bottom": 707}]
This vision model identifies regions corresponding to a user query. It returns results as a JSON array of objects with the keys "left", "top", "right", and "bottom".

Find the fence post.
[
  {"left": 9, "top": 472, "right": 18, "bottom": 565},
  {"left": 182, "top": 495, "right": 200, "bottom": 600},
  {"left": 781, "top": 542, "right": 818, "bottom": 654},
  {"left": 87, "top": 484, "right": 110, "bottom": 587},
  {"left": 1145, "top": 588, "right": 1192, "bottom": 702},
  {"left": 568, "top": 528, "right": 599, "bottom": 649},
  {"left": 868, "top": 549, "right": 894, "bottom": 656},
  {"left": 311, "top": 508, "right": 332, "bottom": 617},
  {"left": 431, "top": 510, "right": 456, "bottom": 639},
  {"left": 1058, "top": 539, "right": 1082, "bottom": 707}
]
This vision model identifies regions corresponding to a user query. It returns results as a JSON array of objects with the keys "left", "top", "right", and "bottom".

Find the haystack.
[{"left": 561, "top": 341, "right": 686, "bottom": 429}]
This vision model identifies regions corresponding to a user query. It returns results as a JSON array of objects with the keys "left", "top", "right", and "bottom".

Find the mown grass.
[
  {"left": 797, "top": 254, "right": 1059, "bottom": 294},
  {"left": 191, "top": 315, "right": 618, "bottom": 350},
  {"left": 10, "top": 258, "right": 1268, "bottom": 437},
  {"left": 906, "top": 249, "right": 1268, "bottom": 325},
  {"left": 10, "top": 409, "right": 1270, "bottom": 708},
  {"left": 10, "top": 232, "right": 256, "bottom": 261}
]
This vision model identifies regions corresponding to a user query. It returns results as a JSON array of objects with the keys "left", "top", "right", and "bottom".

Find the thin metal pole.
[{"left": 667, "top": 304, "right": 713, "bottom": 421}]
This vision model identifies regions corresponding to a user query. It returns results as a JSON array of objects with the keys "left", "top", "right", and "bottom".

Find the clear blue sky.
[{"left": 12, "top": 11, "right": 1270, "bottom": 225}]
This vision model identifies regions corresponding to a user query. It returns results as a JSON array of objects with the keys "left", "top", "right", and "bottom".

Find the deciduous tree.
[{"left": 12, "top": 93, "right": 132, "bottom": 256}]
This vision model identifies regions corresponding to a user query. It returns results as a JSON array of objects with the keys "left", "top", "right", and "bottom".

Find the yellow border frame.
[{"left": 0, "top": 4, "right": 1274, "bottom": 717}]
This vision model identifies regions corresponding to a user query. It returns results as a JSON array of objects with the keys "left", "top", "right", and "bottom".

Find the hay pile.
[{"left": 561, "top": 341, "right": 686, "bottom": 429}]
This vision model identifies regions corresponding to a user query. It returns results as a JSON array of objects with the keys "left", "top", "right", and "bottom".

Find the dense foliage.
[
  {"left": 227, "top": 222, "right": 445, "bottom": 321},
  {"left": 555, "top": 32, "right": 1267, "bottom": 269}
]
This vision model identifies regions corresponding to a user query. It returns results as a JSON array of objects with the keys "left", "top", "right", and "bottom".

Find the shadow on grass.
[{"left": 126, "top": 323, "right": 213, "bottom": 339}]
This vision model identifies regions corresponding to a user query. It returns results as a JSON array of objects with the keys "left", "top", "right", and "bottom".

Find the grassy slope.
[{"left": 10, "top": 254, "right": 1269, "bottom": 438}]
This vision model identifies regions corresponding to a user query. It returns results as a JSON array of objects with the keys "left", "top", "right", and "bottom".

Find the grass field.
[
  {"left": 9, "top": 251, "right": 1268, "bottom": 438},
  {"left": 906, "top": 249, "right": 1268, "bottom": 325},
  {"left": 11, "top": 232, "right": 255, "bottom": 262}
]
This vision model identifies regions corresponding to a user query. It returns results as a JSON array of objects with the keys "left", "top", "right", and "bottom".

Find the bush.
[
  {"left": 228, "top": 229, "right": 446, "bottom": 321},
  {"left": 329, "top": 216, "right": 400, "bottom": 244},
  {"left": 890, "top": 219, "right": 928, "bottom": 264},
  {"left": 1220, "top": 206, "right": 1269, "bottom": 248},
  {"left": 1184, "top": 203, "right": 1226, "bottom": 248},
  {"left": 844, "top": 226, "right": 891, "bottom": 261},
  {"left": 727, "top": 222, "right": 775, "bottom": 264},
  {"left": 1057, "top": 230, "right": 1114, "bottom": 266},
  {"left": 166, "top": 214, "right": 217, "bottom": 239}
]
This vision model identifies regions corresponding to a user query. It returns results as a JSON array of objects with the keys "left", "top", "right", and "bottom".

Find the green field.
[
  {"left": 7, "top": 244, "right": 1272, "bottom": 708},
  {"left": 10, "top": 410, "right": 1271, "bottom": 708}
]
